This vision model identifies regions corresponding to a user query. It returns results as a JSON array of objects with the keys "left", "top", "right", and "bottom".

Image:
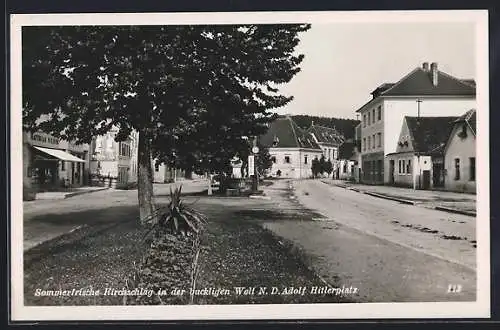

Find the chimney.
[
  {"left": 430, "top": 62, "right": 438, "bottom": 86},
  {"left": 422, "top": 62, "right": 429, "bottom": 71}
]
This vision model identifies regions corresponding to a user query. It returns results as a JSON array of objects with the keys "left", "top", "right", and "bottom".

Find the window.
[
  {"left": 469, "top": 157, "right": 475, "bottom": 181},
  {"left": 377, "top": 106, "right": 382, "bottom": 120},
  {"left": 372, "top": 109, "right": 376, "bottom": 123},
  {"left": 367, "top": 136, "right": 371, "bottom": 150},
  {"left": 304, "top": 155, "right": 308, "bottom": 164},
  {"left": 285, "top": 156, "right": 291, "bottom": 163},
  {"left": 363, "top": 115, "right": 366, "bottom": 127},
  {"left": 377, "top": 132, "right": 382, "bottom": 147},
  {"left": 155, "top": 163, "right": 160, "bottom": 172},
  {"left": 363, "top": 138, "right": 366, "bottom": 151},
  {"left": 61, "top": 161, "right": 65, "bottom": 171},
  {"left": 406, "top": 159, "right": 412, "bottom": 174},
  {"left": 372, "top": 134, "right": 376, "bottom": 149},
  {"left": 454, "top": 158, "right": 460, "bottom": 180},
  {"left": 368, "top": 112, "right": 371, "bottom": 125},
  {"left": 271, "top": 156, "right": 276, "bottom": 163}
]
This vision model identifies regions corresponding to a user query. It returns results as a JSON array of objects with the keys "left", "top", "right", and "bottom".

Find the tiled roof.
[
  {"left": 307, "top": 124, "right": 344, "bottom": 145},
  {"left": 454, "top": 109, "right": 476, "bottom": 135},
  {"left": 405, "top": 116, "right": 459, "bottom": 154},
  {"left": 382, "top": 67, "right": 475, "bottom": 97},
  {"left": 260, "top": 116, "right": 321, "bottom": 150}
]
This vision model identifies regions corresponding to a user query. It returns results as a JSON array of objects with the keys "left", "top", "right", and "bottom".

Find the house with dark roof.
[
  {"left": 306, "top": 123, "right": 345, "bottom": 178},
  {"left": 386, "top": 116, "right": 459, "bottom": 189},
  {"left": 259, "top": 116, "right": 323, "bottom": 178},
  {"left": 444, "top": 109, "right": 476, "bottom": 193},
  {"left": 337, "top": 139, "right": 356, "bottom": 180},
  {"left": 354, "top": 61, "right": 476, "bottom": 185}
]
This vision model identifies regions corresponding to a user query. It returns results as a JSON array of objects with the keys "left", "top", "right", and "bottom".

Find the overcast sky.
[{"left": 276, "top": 22, "right": 475, "bottom": 119}]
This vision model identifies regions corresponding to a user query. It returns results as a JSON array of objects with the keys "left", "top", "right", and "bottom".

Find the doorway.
[
  {"left": 432, "top": 163, "right": 444, "bottom": 187},
  {"left": 422, "top": 170, "right": 431, "bottom": 190}
]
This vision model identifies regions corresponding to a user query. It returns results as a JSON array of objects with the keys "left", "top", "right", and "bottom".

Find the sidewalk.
[
  {"left": 323, "top": 180, "right": 476, "bottom": 217},
  {"left": 34, "top": 186, "right": 109, "bottom": 200}
]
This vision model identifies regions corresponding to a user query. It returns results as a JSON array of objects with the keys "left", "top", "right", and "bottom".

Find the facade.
[
  {"left": 260, "top": 116, "right": 323, "bottom": 179},
  {"left": 152, "top": 160, "right": 185, "bottom": 183},
  {"left": 89, "top": 127, "right": 135, "bottom": 188},
  {"left": 307, "top": 123, "right": 344, "bottom": 178},
  {"left": 23, "top": 130, "right": 90, "bottom": 192},
  {"left": 444, "top": 109, "right": 476, "bottom": 193},
  {"left": 355, "top": 62, "right": 476, "bottom": 185},
  {"left": 386, "top": 116, "right": 458, "bottom": 189}
]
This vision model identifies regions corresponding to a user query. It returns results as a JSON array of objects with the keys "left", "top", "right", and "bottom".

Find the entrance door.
[
  {"left": 389, "top": 160, "right": 395, "bottom": 184},
  {"left": 71, "top": 162, "right": 75, "bottom": 185},
  {"left": 422, "top": 170, "right": 431, "bottom": 190},
  {"left": 432, "top": 163, "right": 444, "bottom": 187}
]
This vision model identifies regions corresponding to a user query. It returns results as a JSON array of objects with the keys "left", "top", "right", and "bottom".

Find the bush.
[
  {"left": 126, "top": 185, "right": 207, "bottom": 305},
  {"left": 23, "top": 184, "right": 36, "bottom": 201}
]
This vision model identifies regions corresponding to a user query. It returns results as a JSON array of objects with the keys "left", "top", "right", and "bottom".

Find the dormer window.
[
  {"left": 458, "top": 124, "right": 468, "bottom": 139},
  {"left": 272, "top": 135, "right": 280, "bottom": 147}
]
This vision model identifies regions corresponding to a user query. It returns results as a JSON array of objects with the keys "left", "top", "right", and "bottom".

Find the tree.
[
  {"left": 324, "top": 159, "right": 333, "bottom": 178},
  {"left": 311, "top": 158, "right": 321, "bottom": 178},
  {"left": 23, "top": 24, "right": 310, "bottom": 224},
  {"left": 319, "top": 155, "right": 326, "bottom": 177}
]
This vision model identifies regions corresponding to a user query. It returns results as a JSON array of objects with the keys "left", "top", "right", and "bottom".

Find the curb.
[
  {"left": 434, "top": 206, "right": 476, "bottom": 217},
  {"left": 363, "top": 191, "right": 417, "bottom": 205},
  {"left": 64, "top": 188, "right": 110, "bottom": 199},
  {"left": 249, "top": 195, "right": 271, "bottom": 200}
]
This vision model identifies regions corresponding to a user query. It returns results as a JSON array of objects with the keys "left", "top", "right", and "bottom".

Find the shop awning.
[{"left": 33, "top": 146, "right": 86, "bottom": 163}]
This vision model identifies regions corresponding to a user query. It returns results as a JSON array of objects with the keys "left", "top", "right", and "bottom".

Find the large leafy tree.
[{"left": 22, "top": 24, "right": 310, "bottom": 223}]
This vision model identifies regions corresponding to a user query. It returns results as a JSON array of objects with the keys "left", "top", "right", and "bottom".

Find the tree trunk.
[{"left": 137, "top": 130, "right": 156, "bottom": 225}]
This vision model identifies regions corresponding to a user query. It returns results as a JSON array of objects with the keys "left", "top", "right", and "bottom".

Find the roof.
[
  {"left": 356, "top": 66, "right": 475, "bottom": 112},
  {"left": 405, "top": 116, "right": 459, "bottom": 154},
  {"left": 307, "top": 124, "right": 345, "bottom": 145},
  {"left": 453, "top": 109, "right": 476, "bottom": 135},
  {"left": 260, "top": 116, "right": 321, "bottom": 150}
]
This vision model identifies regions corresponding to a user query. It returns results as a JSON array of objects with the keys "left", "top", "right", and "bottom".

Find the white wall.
[
  {"left": 383, "top": 97, "right": 475, "bottom": 156},
  {"left": 269, "top": 147, "right": 323, "bottom": 179},
  {"left": 444, "top": 124, "right": 476, "bottom": 193}
]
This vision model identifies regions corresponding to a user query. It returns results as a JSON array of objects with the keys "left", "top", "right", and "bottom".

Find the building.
[
  {"left": 355, "top": 62, "right": 476, "bottom": 184},
  {"left": 89, "top": 127, "right": 135, "bottom": 188},
  {"left": 386, "top": 116, "right": 458, "bottom": 189},
  {"left": 444, "top": 109, "right": 476, "bottom": 193},
  {"left": 23, "top": 130, "right": 90, "bottom": 193},
  {"left": 351, "top": 123, "right": 363, "bottom": 182},
  {"left": 338, "top": 139, "right": 356, "bottom": 180},
  {"left": 152, "top": 160, "right": 185, "bottom": 183},
  {"left": 260, "top": 116, "right": 323, "bottom": 179},
  {"left": 307, "top": 122, "right": 344, "bottom": 178}
]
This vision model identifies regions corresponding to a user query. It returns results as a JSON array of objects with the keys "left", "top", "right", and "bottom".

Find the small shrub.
[{"left": 143, "top": 185, "right": 207, "bottom": 238}]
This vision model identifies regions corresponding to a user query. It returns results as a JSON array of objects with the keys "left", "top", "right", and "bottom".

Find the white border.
[{"left": 10, "top": 10, "right": 490, "bottom": 321}]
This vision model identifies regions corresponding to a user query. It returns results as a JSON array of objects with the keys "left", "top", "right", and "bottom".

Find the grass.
[{"left": 24, "top": 194, "right": 349, "bottom": 306}]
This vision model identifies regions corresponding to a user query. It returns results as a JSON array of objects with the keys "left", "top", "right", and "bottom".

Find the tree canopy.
[{"left": 23, "top": 24, "right": 310, "bottom": 222}]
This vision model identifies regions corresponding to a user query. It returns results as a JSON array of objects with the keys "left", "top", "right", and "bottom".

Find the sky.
[{"left": 276, "top": 22, "right": 476, "bottom": 120}]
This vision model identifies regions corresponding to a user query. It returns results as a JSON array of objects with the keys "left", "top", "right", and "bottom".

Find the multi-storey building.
[
  {"left": 260, "top": 116, "right": 323, "bottom": 179},
  {"left": 23, "top": 130, "right": 90, "bottom": 193},
  {"left": 355, "top": 62, "right": 476, "bottom": 185}
]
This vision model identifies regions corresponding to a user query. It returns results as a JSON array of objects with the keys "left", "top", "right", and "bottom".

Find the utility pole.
[{"left": 251, "top": 136, "right": 259, "bottom": 192}]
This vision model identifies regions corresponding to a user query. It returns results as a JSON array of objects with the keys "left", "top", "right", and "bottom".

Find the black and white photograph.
[{"left": 10, "top": 10, "right": 489, "bottom": 321}]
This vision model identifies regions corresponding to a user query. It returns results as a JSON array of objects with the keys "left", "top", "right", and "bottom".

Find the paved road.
[{"left": 262, "top": 179, "right": 476, "bottom": 302}]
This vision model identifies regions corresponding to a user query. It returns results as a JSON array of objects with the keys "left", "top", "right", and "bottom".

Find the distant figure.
[{"left": 276, "top": 170, "right": 282, "bottom": 177}]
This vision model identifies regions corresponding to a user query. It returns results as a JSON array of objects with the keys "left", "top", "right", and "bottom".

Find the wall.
[
  {"left": 382, "top": 97, "right": 475, "bottom": 182},
  {"left": 444, "top": 124, "right": 476, "bottom": 193},
  {"left": 269, "top": 148, "right": 322, "bottom": 179}
]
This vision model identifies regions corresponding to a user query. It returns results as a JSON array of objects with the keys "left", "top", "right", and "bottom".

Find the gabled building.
[
  {"left": 386, "top": 116, "right": 459, "bottom": 189},
  {"left": 307, "top": 123, "right": 344, "bottom": 161},
  {"left": 260, "top": 116, "right": 323, "bottom": 179},
  {"left": 444, "top": 109, "right": 476, "bottom": 193},
  {"left": 355, "top": 62, "right": 476, "bottom": 184},
  {"left": 338, "top": 139, "right": 356, "bottom": 180}
]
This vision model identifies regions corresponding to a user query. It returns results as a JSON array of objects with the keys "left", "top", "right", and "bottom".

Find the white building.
[
  {"left": 307, "top": 123, "right": 344, "bottom": 177},
  {"left": 444, "top": 109, "right": 476, "bottom": 193},
  {"left": 260, "top": 116, "right": 323, "bottom": 179},
  {"left": 355, "top": 62, "right": 476, "bottom": 184}
]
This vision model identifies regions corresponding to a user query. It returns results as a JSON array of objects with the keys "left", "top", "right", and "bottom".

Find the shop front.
[{"left": 23, "top": 131, "right": 89, "bottom": 192}]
